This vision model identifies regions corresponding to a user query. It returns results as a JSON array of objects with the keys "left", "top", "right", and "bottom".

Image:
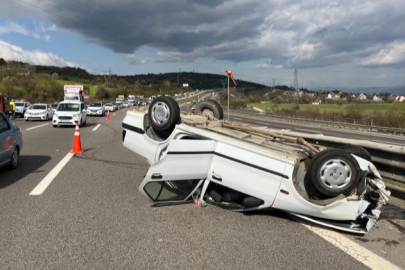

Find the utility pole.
[
  {"left": 221, "top": 79, "right": 227, "bottom": 89},
  {"left": 227, "top": 75, "right": 230, "bottom": 121},
  {"left": 293, "top": 68, "right": 299, "bottom": 91},
  {"left": 103, "top": 68, "right": 111, "bottom": 88}
]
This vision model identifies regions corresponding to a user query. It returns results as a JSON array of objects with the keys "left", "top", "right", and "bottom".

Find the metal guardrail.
[
  {"left": 226, "top": 109, "right": 405, "bottom": 198},
  {"left": 229, "top": 108, "right": 405, "bottom": 135}
]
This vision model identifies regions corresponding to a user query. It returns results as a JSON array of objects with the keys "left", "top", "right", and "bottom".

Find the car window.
[
  {"left": 31, "top": 105, "right": 46, "bottom": 110},
  {"left": 56, "top": 103, "right": 80, "bottom": 112},
  {"left": 90, "top": 103, "right": 102, "bottom": 107},
  {"left": 14, "top": 102, "right": 23, "bottom": 107},
  {"left": 81, "top": 104, "right": 84, "bottom": 111},
  {"left": 144, "top": 180, "right": 200, "bottom": 201},
  {"left": 0, "top": 114, "right": 10, "bottom": 133}
]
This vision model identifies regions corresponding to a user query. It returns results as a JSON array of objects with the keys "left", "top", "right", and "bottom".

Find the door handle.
[
  {"left": 212, "top": 174, "right": 222, "bottom": 181},
  {"left": 151, "top": 173, "right": 163, "bottom": 179}
]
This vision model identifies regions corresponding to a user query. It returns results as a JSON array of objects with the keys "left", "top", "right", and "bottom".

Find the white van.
[{"left": 52, "top": 101, "right": 87, "bottom": 127}]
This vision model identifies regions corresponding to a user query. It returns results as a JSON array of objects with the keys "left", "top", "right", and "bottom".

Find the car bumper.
[
  {"left": 53, "top": 119, "right": 79, "bottom": 126},
  {"left": 87, "top": 111, "right": 103, "bottom": 115},
  {"left": 25, "top": 115, "right": 47, "bottom": 120}
]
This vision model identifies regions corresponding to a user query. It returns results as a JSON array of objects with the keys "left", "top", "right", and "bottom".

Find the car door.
[
  {"left": 139, "top": 138, "right": 217, "bottom": 204},
  {"left": 80, "top": 103, "right": 87, "bottom": 121},
  {"left": 0, "top": 113, "right": 12, "bottom": 166},
  {"left": 206, "top": 142, "right": 287, "bottom": 208}
]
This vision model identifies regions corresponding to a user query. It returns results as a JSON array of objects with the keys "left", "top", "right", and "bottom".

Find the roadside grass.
[{"left": 250, "top": 102, "right": 395, "bottom": 112}]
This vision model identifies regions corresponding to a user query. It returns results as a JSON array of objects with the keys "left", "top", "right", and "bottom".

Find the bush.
[{"left": 96, "top": 86, "right": 110, "bottom": 99}]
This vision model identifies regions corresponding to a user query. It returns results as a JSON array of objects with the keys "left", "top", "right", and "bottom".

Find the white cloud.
[
  {"left": 0, "top": 21, "right": 54, "bottom": 41},
  {"left": 0, "top": 21, "right": 30, "bottom": 36},
  {"left": 0, "top": 39, "right": 78, "bottom": 67},
  {"left": 361, "top": 42, "right": 405, "bottom": 67},
  {"left": 127, "top": 53, "right": 147, "bottom": 65},
  {"left": 255, "top": 60, "right": 283, "bottom": 69}
]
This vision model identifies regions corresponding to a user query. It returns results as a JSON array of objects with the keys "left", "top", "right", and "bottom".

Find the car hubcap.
[
  {"left": 12, "top": 151, "right": 18, "bottom": 166},
  {"left": 151, "top": 102, "right": 170, "bottom": 125},
  {"left": 319, "top": 159, "right": 352, "bottom": 189}
]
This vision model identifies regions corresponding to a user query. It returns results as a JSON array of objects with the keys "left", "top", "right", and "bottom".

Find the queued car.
[
  {"left": 103, "top": 103, "right": 115, "bottom": 112},
  {"left": 123, "top": 102, "right": 129, "bottom": 108},
  {"left": 52, "top": 101, "right": 87, "bottom": 127},
  {"left": 113, "top": 103, "right": 119, "bottom": 110},
  {"left": 14, "top": 101, "right": 30, "bottom": 118},
  {"left": 87, "top": 102, "right": 105, "bottom": 116},
  {"left": 24, "top": 104, "right": 54, "bottom": 121},
  {"left": 0, "top": 111, "right": 23, "bottom": 170},
  {"left": 122, "top": 97, "right": 390, "bottom": 235}
]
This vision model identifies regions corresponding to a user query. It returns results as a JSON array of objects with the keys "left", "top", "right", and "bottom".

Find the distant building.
[
  {"left": 327, "top": 92, "right": 341, "bottom": 99},
  {"left": 358, "top": 94, "right": 367, "bottom": 100},
  {"left": 395, "top": 96, "right": 405, "bottom": 102},
  {"left": 312, "top": 99, "right": 322, "bottom": 105},
  {"left": 373, "top": 95, "right": 382, "bottom": 101}
]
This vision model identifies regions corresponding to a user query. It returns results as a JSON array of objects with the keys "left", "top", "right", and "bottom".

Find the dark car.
[{"left": 0, "top": 111, "right": 23, "bottom": 169}]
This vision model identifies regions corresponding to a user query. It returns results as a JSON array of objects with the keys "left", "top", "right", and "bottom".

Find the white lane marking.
[
  {"left": 26, "top": 123, "right": 49, "bottom": 131},
  {"left": 92, "top": 124, "right": 101, "bottom": 131},
  {"left": 113, "top": 113, "right": 116, "bottom": 116},
  {"left": 303, "top": 224, "right": 400, "bottom": 269},
  {"left": 30, "top": 152, "right": 74, "bottom": 196}
]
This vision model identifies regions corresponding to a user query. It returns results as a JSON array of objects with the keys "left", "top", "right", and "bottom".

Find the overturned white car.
[{"left": 122, "top": 97, "right": 390, "bottom": 234}]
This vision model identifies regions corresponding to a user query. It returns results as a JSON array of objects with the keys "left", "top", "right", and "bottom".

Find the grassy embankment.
[{"left": 250, "top": 102, "right": 395, "bottom": 112}]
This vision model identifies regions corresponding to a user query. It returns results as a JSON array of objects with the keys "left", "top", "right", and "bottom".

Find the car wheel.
[
  {"left": 148, "top": 96, "right": 180, "bottom": 131},
  {"left": 9, "top": 147, "right": 19, "bottom": 170},
  {"left": 194, "top": 99, "right": 223, "bottom": 120},
  {"left": 337, "top": 145, "right": 372, "bottom": 162},
  {"left": 309, "top": 149, "right": 361, "bottom": 197}
]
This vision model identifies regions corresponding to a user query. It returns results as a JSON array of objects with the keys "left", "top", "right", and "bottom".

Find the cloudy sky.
[{"left": 0, "top": 0, "right": 404, "bottom": 88}]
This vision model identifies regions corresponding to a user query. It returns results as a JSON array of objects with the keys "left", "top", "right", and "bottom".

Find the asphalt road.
[{"left": 1, "top": 109, "right": 404, "bottom": 269}]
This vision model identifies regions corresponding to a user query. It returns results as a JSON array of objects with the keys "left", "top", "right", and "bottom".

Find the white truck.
[{"left": 122, "top": 97, "right": 390, "bottom": 234}]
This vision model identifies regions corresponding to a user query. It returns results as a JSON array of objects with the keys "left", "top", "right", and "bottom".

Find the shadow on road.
[{"left": 0, "top": 155, "right": 51, "bottom": 189}]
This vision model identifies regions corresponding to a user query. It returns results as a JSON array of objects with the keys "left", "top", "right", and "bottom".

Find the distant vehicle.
[
  {"left": 123, "top": 102, "right": 129, "bottom": 108},
  {"left": 87, "top": 102, "right": 105, "bottom": 116},
  {"left": 112, "top": 103, "right": 119, "bottom": 110},
  {"left": 14, "top": 101, "right": 30, "bottom": 118},
  {"left": 103, "top": 103, "right": 115, "bottom": 112},
  {"left": 64, "top": 85, "right": 89, "bottom": 103},
  {"left": 25, "top": 104, "right": 53, "bottom": 121},
  {"left": 0, "top": 111, "right": 23, "bottom": 169},
  {"left": 52, "top": 101, "right": 87, "bottom": 127},
  {"left": 128, "top": 101, "right": 135, "bottom": 107},
  {"left": 0, "top": 94, "right": 13, "bottom": 119}
]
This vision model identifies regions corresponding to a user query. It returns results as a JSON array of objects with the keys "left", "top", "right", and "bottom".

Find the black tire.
[
  {"left": 53, "top": 125, "right": 57, "bottom": 128},
  {"left": 194, "top": 100, "right": 223, "bottom": 120},
  {"left": 148, "top": 96, "right": 180, "bottom": 131},
  {"left": 207, "top": 99, "right": 224, "bottom": 120},
  {"left": 309, "top": 149, "right": 361, "bottom": 197},
  {"left": 337, "top": 145, "right": 372, "bottom": 162},
  {"left": 9, "top": 147, "right": 19, "bottom": 170}
]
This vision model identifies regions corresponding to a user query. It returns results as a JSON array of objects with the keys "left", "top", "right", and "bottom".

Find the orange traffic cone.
[
  {"left": 106, "top": 111, "right": 111, "bottom": 121},
  {"left": 70, "top": 124, "right": 84, "bottom": 154}
]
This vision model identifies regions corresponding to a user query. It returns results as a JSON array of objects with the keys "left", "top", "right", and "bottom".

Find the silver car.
[{"left": 0, "top": 112, "right": 23, "bottom": 169}]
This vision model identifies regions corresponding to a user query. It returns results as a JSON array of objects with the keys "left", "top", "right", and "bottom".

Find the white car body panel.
[
  {"left": 52, "top": 101, "right": 87, "bottom": 126},
  {"left": 122, "top": 110, "right": 389, "bottom": 234},
  {"left": 25, "top": 104, "right": 53, "bottom": 121}
]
